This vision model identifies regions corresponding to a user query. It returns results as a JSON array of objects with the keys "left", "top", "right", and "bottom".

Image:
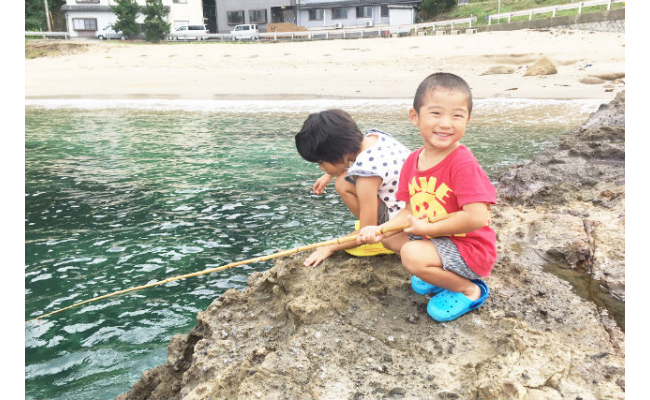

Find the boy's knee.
[
  {"left": 400, "top": 241, "right": 423, "bottom": 271},
  {"left": 400, "top": 240, "right": 439, "bottom": 272}
]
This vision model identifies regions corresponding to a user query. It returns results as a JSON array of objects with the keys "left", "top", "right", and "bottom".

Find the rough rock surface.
[
  {"left": 118, "top": 93, "right": 626, "bottom": 400},
  {"left": 593, "top": 73, "right": 625, "bottom": 81},
  {"left": 496, "top": 91, "right": 625, "bottom": 302},
  {"left": 523, "top": 57, "right": 558, "bottom": 76},
  {"left": 481, "top": 66, "right": 515, "bottom": 75},
  {"left": 580, "top": 77, "right": 606, "bottom": 85}
]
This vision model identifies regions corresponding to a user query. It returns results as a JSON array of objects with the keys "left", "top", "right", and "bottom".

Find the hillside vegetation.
[{"left": 432, "top": 0, "right": 624, "bottom": 26}]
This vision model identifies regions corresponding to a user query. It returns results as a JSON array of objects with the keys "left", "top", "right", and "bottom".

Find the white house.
[
  {"left": 61, "top": 0, "right": 205, "bottom": 38},
  {"left": 214, "top": 0, "right": 421, "bottom": 33},
  {"left": 295, "top": 0, "right": 421, "bottom": 30},
  {"left": 215, "top": 0, "right": 296, "bottom": 34}
]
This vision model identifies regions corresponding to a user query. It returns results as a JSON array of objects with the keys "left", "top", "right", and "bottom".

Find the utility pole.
[
  {"left": 498, "top": 0, "right": 501, "bottom": 14},
  {"left": 43, "top": 0, "right": 52, "bottom": 31}
]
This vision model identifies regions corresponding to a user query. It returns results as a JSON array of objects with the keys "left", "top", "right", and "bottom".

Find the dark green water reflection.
[{"left": 25, "top": 99, "right": 602, "bottom": 399}]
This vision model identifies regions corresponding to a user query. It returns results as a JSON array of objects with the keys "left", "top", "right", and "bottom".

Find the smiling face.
[{"left": 409, "top": 89, "right": 471, "bottom": 155}]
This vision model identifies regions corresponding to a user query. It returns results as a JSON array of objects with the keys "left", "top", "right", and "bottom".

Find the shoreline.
[
  {"left": 24, "top": 92, "right": 617, "bottom": 101},
  {"left": 24, "top": 97, "right": 608, "bottom": 119},
  {"left": 25, "top": 29, "right": 625, "bottom": 101}
]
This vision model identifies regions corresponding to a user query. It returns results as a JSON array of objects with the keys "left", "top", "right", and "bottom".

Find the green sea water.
[{"left": 24, "top": 99, "right": 604, "bottom": 399}]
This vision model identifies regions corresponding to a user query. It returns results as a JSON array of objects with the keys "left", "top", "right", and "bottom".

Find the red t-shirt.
[{"left": 396, "top": 145, "right": 497, "bottom": 277}]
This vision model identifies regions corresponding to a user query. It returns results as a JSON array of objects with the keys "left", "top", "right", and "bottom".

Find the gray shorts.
[
  {"left": 377, "top": 201, "right": 389, "bottom": 224},
  {"left": 346, "top": 174, "right": 389, "bottom": 225},
  {"left": 408, "top": 235, "right": 481, "bottom": 280}
]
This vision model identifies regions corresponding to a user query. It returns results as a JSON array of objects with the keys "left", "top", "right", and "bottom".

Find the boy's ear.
[{"left": 409, "top": 108, "right": 419, "bottom": 126}]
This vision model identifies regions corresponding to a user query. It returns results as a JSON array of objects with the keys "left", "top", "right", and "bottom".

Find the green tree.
[
  {"left": 111, "top": 0, "right": 142, "bottom": 38},
  {"left": 143, "top": 0, "right": 171, "bottom": 43},
  {"left": 25, "top": 0, "right": 65, "bottom": 31},
  {"left": 420, "top": 0, "right": 457, "bottom": 20}
]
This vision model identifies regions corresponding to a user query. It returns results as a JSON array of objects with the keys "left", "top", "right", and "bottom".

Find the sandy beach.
[{"left": 25, "top": 29, "right": 624, "bottom": 101}]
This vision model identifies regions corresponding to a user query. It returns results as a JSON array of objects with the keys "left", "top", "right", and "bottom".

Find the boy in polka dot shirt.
[{"left": 295, "top": 109, "right": 410, "bottom": 267}]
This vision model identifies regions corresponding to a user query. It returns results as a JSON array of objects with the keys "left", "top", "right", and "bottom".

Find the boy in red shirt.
[{"left": 357, "top": 72, "right": 496, "bottom": 322}]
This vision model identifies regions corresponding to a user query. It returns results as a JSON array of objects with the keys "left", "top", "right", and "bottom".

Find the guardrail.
[
  {"left": 414, "top": 16, "right": 477, "bottom": 31},
  {"left": 25, "top": 31, "right": 70, "bottom": 39},
  {"left": 207, "top": 16, "right": 477, "bottom": 42},
  {"left": 488, "top": 0, "right": 624, "bottom": 25}
]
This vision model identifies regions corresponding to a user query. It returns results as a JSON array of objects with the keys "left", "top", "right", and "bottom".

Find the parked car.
[
  {"left": 168, "top": 25, "right": 209, "bottom": 41},
  {"left": 230, "top": 24, "right": 259, "bottom": 41},
  {"left": 96, "top": 25, "right": 125, "bottom": 40},
  {"left": 96, "top": 24, "right": 146, "bottom": 40}
]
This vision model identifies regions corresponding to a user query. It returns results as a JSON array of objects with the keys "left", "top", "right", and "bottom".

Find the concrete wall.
[
  {"left": 167, "top": 0, "right": 205, "bottom": 30},
  {"left": 479, "top": 8, "right": 625, "bottom": 33}
]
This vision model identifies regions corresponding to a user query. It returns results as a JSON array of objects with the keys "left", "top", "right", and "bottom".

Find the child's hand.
[
  {"left": 312, "top": 174, "right": 334, "bottom": 195},
  {"left": 403, "top": 215, "right": 430, "bottom": 237},
  {"left": 356, "top": 225, "right": 384, "bottom": 244},
  {"left": 303, "top": 246, "right": 334, "bottom": 268}
]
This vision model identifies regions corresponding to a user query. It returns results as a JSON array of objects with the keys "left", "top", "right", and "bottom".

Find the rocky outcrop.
[
  {"left": 496, "top": 91, "right": 625, "bottom": 303},
  {"left": 523, "top": 57, "right": 558, "bottom": 76},
  {"left": 497, "top": 91, "right": 624, "bottom": 207},
  {"left": 118, "top": 93, "right": 625, "bottom": 400},
  {"left": 481, "top": 66, "right": 515, "bottom": 75}
]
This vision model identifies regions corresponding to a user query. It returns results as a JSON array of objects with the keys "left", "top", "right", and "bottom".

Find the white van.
[
  {"left": 230, "top": 24, "right": 259, "bottom": 41},
  {"left": 169, "top": 24, "right": 209, "bottom": 41}
]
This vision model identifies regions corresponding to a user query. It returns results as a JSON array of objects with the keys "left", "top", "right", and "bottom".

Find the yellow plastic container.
[{"left": 344, "top": 221, "right": 394, "bottom": 257}]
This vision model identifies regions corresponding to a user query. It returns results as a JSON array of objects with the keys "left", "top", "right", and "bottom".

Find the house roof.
[
  {"left": 297, "top": 0, "right": 421, "bottom": 10},
  {"left": 61, "top": 5, "right": 170, "bottom": 12}
]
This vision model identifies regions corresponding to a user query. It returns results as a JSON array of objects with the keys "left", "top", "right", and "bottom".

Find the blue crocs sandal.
[
  {"left": 411, "top": 276, "right": 444, "bottom": 295},
  {"left": 426, "top": 279, "right": 489, "bottom": 322}
]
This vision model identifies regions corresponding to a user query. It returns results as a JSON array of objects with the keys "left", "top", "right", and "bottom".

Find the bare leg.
[
  {"left": 382, "top": 231, "right": 409, "bottom": 254},
  {"left": 335, "top": 172, "right": 360, "bottom": 219},
  {"left": 400, "top": 240, "right": 480, "bottom": 301}
]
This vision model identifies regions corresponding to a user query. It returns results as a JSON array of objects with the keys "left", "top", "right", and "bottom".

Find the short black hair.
[
  {"left": 295, "top": 109, "right": 363, "bottom": 164},
  {"left": 413, "top": 72, "right": 473, "bottom": 115}
]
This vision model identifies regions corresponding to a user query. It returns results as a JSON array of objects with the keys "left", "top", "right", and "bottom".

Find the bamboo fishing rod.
[{"left": 25, "top": 213, "right": 454, "bottom": 324}]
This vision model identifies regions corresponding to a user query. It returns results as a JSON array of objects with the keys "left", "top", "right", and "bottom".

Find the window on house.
[
  {"left": 356, "top": 6, "right": 372, "bottom": 18},
  {"left": 249, "top": 9, "right": 267, "bottom": 24},
  {"left": 227, "top": 10, "right": 245, "bottom": 25},
  {"left": 308, "top": 9, "right": 324, "bottom": 21},
  {"left": 72, "top": 18, "right": 97, "bottom": 31},
  {"left": 381, "top": 5, "right": 389, "bottom": 17},
  {"left": 332, "top": 8, "right": 348, "bottom": 20}
]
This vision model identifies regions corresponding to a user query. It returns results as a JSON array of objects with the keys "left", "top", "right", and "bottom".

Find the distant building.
[
  {"left": 215, "top": 0, "right": 296, "bottom": 33},
  {"left": 61, "top": 0, "right": 205, "bottom": 38},
  {"left": 297, "top": 0, "right": 421, "bottom": 30},
  {"left": 214, "top": 0, "right": 422, "bottom": 33}
]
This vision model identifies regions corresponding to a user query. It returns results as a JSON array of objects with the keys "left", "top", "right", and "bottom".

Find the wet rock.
[{"left": 495, "top": 92, "right": 625, "bottom": 302}]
